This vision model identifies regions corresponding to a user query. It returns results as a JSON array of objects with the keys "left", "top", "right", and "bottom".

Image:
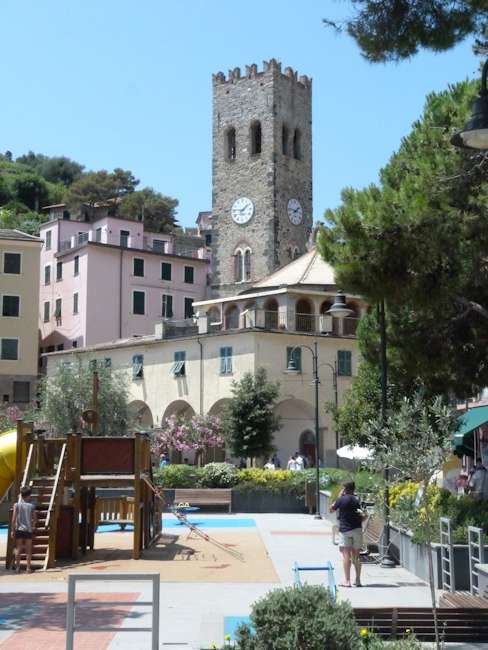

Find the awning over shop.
[{"left": 453, "top": 406, "right": 488, "bottom": 456}]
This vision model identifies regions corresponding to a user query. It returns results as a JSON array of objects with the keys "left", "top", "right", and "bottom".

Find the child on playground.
[{"left": 11, "top": 486, "right": 37, "bottom": 573}]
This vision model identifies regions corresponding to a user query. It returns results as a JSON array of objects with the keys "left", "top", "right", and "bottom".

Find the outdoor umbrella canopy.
[
  {"left": 336, "top": 444, "right": 372, "bottom": 460},
  {"left": 453, "top": 405, "right": 488, "bottom": 457}
]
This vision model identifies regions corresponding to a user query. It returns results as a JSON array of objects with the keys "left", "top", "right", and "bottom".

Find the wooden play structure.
[{"left": 5, "top": 420, "right": 162, "bottom": 571}]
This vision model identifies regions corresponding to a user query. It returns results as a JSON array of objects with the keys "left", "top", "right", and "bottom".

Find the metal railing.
[
  {"left": 66, "top": 572, "right": 160, "bottom": 650},
  {"left": 468, "top": 526, "right": 484, "bottom": 596},
  {"left": 440, "top": 517, "right": 455, "bottom": 592}
]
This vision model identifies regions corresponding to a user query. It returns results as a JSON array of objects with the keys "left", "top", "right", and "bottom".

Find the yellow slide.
[{"left": 0, "top": 429, "right": 16, "bottom": 501}]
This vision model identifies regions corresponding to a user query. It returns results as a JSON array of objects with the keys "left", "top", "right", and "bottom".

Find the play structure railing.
[
  {"left": 44, "top": 443, "right": 67, "bottom": 569},
  {"left": 96, "top": 496, "right": 134, "bottom": 527}
]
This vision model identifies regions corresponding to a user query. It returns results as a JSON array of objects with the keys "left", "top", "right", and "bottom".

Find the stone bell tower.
[{"left": 211, "top": 59, "right": 313, "bottom": 297}]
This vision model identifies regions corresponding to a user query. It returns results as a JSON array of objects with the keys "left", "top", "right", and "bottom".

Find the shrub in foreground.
[
  {"left": 234, "top": 585, "right": 361, "bottom": 650},
  {"left": 198, "top": 462, "right": 239, "bottom": 488}
]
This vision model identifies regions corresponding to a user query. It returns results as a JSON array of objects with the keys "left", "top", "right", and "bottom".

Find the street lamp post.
[
  {"left": 287, "top": 341, "right": 321, "bottom": 519},
  {"left": 319, "top": 360, "right": 339, "bottom": 467}
]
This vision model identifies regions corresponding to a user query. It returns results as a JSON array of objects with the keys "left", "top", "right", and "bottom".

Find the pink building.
[{"left": 39, "top": 206, "right": 210, "bottom": 351}]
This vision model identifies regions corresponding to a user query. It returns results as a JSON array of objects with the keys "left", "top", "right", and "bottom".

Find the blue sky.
[{"left": 0, "top": 1, "right": 480, "bottom": 228}]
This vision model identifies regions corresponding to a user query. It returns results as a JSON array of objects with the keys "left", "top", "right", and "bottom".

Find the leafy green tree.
[
  {"left": 324, "top": 1, "right": 487, "bottom": 62},
  {"left": 66, "top": 168, "right": 139, "bottom": 212},
  {"left": 16, "top": 151, "right": 84, "bottom": 185},
  {"left": 12, "top": 170, "right": 49, "bottom": 211},
  {"left": 38, "top": 359, "right": 132, "bottom": 436},
  {"left": 318, "top": 78, "right": 488, "bottom": 398},
  {"left": 365, "top": 391, "right": 459, "bottom": 650},
  {"left": 223, "top": 368, "right": 281, "bottom": 461},
  {"left": 0, "top": 207, "right": 44, "bottom": 235},
  {"left": 119, "top": 187, "right": 178, "bottom": 232}
]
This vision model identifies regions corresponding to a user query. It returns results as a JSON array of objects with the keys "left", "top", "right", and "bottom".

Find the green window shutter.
[
  {"left": 184, "top": 298, "right": 194, "bottom": 319},
  {"left": 220, "top": 347, "right": 232, "bottom": 374},
  {"left": 161, "top": 262, "right": 172, "bottom": 281},
  {"left": 132, "top": 354, "right": 144, "bottom": 378},
  {"left": 184, "top": 266, "right": 194, "bottom": 284},
  {"left": 45, "top": 265, "right": 51, "bottom": 285},
  {"left": 172, "top": 351, "right": 186, "bottom": 376},
  {"left": 74, "top": 256, "right": 79, "bottom": 276},
  {"left": 287, "top": 347, "right": 301, "bottom": 372},
  {"left": 337, "top": 350, "right": 352, "bottom": 376},
  {"left": 56, "top": 261, "right": 63, "bottom": 280},
  {"left": 133, "top": 258, "right": 144, "bottom": 277},
  {"left": 43, "top": 302, "right": 50, "bottom": 322},
  {"left": 133, "top": 291, "right": 145, "bottom": 315}
]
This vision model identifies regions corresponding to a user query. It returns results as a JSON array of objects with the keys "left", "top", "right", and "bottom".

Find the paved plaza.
[{"left": 0, "top": 513, "right": 486, "bottom": 649}]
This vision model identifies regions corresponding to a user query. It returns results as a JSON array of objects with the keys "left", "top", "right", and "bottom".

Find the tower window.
[
  {"left": 250, "top": 121, "right": 262, "bottom": 155},
  {"left": 244, "top": 249, "right": 251, "bottom": 281},
  {"left": 293, "top": 128, "right": 302, "bottom": 160},
  {"left": 234, "top": 250, "right": 243, "bottom": 282},
  {"left": 282, "top": 125, "right": 289, "bottom": 156},
  {"left": 226, "top": 127, "right": 236, "bottom": 160}
]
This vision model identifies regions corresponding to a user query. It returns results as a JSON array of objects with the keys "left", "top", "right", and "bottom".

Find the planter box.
[
  {"left": 232, "top": 490, "right": 306, "bottom": 513},
  {"left": 391, "top": 525, "right": 488, "bottom": 590}
]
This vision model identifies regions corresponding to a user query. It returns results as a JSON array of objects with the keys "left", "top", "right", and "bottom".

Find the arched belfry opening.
[
  {"left": 293, "top": 128, "right": 301, "bottom": 160},
  {"left": 250, "top": 121, "right": 262, "bottom": 155},
  {"left": 226, "top": 127, "right": 236, "bottom": 160}
]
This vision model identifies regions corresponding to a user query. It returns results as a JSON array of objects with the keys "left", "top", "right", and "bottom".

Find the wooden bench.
[
  {"left": 174, "top": 489, "right": 232, "bottom": 512},
  {"left": 354, "top": 607, "right": 488, "bottom": 642},
  {"left": 440, "top": 590, "right": 488, "bottom": 608},
  {"left": 95, "top": 496, "right": 134, "bottom": 529}
]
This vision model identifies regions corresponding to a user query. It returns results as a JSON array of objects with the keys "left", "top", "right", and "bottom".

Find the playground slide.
[{"left": 0, "top": 429, "right": 16, "bottom": 502}]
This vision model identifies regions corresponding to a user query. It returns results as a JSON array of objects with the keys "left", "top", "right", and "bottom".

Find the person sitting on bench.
[{"left": 330, "top": 481, "right": 365, "bottom": 587}]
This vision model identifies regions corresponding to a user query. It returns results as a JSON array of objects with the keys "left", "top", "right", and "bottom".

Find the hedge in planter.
[{"left": 234, "top": 585, "right": 361, "bottom": 650}]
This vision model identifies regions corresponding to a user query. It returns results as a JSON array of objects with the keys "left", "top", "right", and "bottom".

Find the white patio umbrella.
[{"left": 336, "top": 444, "right": 372, "bottom": 461}]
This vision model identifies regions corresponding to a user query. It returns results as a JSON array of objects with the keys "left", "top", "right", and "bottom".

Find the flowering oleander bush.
[
  {"left": 199, "top": 462, "right": 239, "bottom": 488},
  {"left": 153, "top": 414, "right": 225, "bottom": 461}
]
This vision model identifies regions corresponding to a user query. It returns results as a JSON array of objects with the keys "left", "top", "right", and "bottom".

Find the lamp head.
[
  {"left": 452, "top": 60, "right": 488, "bottom": 151},
  {"left": 326, "top": 292, "right": 353, "bottom": 318}
]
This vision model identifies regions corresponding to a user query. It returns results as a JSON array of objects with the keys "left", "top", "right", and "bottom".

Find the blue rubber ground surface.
[{"left": 224, "top": 616, "right": 252, "bottom": 641}]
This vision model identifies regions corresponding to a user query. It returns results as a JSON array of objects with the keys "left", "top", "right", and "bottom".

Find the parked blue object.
[{"left": 293, "top": 560, "right": 336, "bottom": 601}]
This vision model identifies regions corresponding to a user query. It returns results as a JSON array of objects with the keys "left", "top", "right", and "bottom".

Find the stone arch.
[
  {"left": 225, "top": 303, "right": 240, "bottom": 330},
  {"left": 207, "top": 306, "right": 221, "bottom": 324},
  {"left": 128, "top": 400, "right": 153, "bottom": 429},
  {"left": 250, "top": 120, "right": 262, "bottom": 155},
  {"left": 274, "top": 398, "right": 316, "bottom": 467},
  {"left": 208, "top": 398, "right": 231, "bottom": 416},
  {"left": 264, "top": 297, "right": 279, "bottom": 329},
  {"left": 295, "top": 297, "right": 313, "bottom": 332},
  {"left": 161, "top": 400, "right": 196, "bottom": 464},
  {"left": 225, "top": 126, "right": 236, "bottom": 160},
  {"left": 205, "top": 399, "right": 231, "bottom": 463}
]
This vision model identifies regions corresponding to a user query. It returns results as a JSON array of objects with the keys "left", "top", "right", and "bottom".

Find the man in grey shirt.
[{"left": 11, "top": 486, "right": 37, "bottom": 573}]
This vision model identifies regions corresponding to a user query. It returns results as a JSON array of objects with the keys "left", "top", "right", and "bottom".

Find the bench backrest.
[{"left": 175, "top": 488, "right": 232, "bottom": 504}]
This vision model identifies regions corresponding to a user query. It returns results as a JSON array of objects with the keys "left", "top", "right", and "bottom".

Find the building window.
[
  {"left": 293, "top": 128, "right": 302, "bottom": 160},
  {"left": 72, "top": 340, "right": 78, "bottom": 349},
  {"left": 171, "top": 351, "right": 186, "bottom": 377},
  {"left": 74, "top": 255, "right": 79, "bottom": 276},
  {"left": 89, "top": 359, "right": 97, "bottom": 371},
  {"left": 2, "top": 295, "right": 20, "bottom": 317},
  {"left": 184, "top": 297, "right": 194, "bottom": 319},
  {"left": 161, "top": 262, "right": 172, "bottom": 281},
  {"left": 44, "top": 265, "right": 51, "bottom": 286},
  {"left": 43, "top": 301, "right": 50, "bottom": 322},
  {"left": 55, "top": 298, "right": 62, "bottom": 324},
  {"left": 95, "top": 227, "right": 102, "bottom": 243},
  {"left": 3, "top": 252, "right": 21, "bottom": 274},
  {"left": 184, "top": 266, "right": 194, "bottom": 284},
  {"left": 220, "top": 346, "right": 233, "bottom": 374},
  {"left": 120, "top": 230, "right": 130, "bottom": 248},
  {"left": 56, "top": 344, "right": 64, "bottom": 351},
  {"left": 287, "top": 347, "right": 302, "bottom": 373},
  {"left": 132, "top": 291, "right": 145, "bottom": 315},
  {"left": 104, "top": 358, "right": 112, "bottom": 368},
  {"left": 226, "top": 127, "right": 236, "bottom": 160},
  {"left": 282, "top": 124, "right": 289, "bottom": 155},
  {"left": 153, "top": 239, "right": 167, "bottom": 253},
  {"left": 1, "top": 338, "right": 18, "bottom": 360},
  {"left": 73, "top": 292, "right": 79, "bottom": 314},
  {"left": 244, "top": 249, "right": 251, "bottom": 281},
  {"left": 234, "top": 250, "right": 243, "bottom": 282},
  {"left": 133, "top": 258, "right": 144, "bottom": 277},
  {"left": 45, "top": 230, "right": 52, "bottom": 251},
  {"left": 132, "top": 354, "right": 144, "bottom": 379},
  {"left": 13, "top": 381, "right": 29, "bottom": 403},
  {"left": 205, "top": 233, "right": 212, "bottom": 246},
  {"left": 162, "top": 294, "right": 173, "bottom": 318},
  {"left": 46, "top": 345, "right": 55, "bottom": 353},
  {"left": 337, "top": 350, "right": 352, "bottom": 377},
  {"left": 56, "top": 261, "right": 63, "bottom": 281},
  {"left": 250, "top": 121, "right": 262, "bottom": 155}
]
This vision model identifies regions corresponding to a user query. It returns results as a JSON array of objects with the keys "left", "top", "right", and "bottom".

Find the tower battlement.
[{"left": 213, "top": 59, "right": 311, "bottom": 89}]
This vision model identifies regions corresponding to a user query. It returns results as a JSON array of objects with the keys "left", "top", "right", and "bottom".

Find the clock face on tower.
[
  {"left": 287, "top": 198, "right": 303, "bottom": 225},
  {"left": 231, "top": 197, "right": 254, "bottom": 225}
]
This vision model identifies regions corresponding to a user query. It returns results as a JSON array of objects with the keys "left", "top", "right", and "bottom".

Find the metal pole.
[
  {"left": 333, "top": 360, "right": 339, "bottom": 468},
  {"left": 313, "top": 341, "right": 321, "bottom": 519},
  {"left": 379, "top": 299, "right": 395, "bottom": 567}
]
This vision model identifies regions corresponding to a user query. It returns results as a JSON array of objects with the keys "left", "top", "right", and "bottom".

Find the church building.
[{"left": 43, "top": 60, "right": 363, "bottom": 465}]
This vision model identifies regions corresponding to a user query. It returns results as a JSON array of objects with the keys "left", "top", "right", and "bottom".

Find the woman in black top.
[{"left": 330, "top": 481, "right": 364, "bottom": 587}]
